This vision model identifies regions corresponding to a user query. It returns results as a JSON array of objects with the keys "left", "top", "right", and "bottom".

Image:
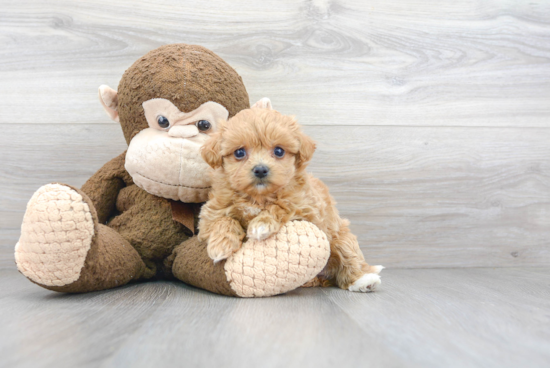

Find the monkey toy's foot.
[
  {"left": 15, "top": 184, "right": 146, "bottom": 292},
  {"left": 15, "top": 184, "right": 95, "bottom": 287},
  {"left": 171, "top": 220, "right": 331, "bottom": 298},
  {"left": 226, "top": 221, "right": 331, "bottom": 297}
]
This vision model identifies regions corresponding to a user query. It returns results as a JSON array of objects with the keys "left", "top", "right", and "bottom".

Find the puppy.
[{"left": 198, "top": 101, "right": 383, "bottom": 292}]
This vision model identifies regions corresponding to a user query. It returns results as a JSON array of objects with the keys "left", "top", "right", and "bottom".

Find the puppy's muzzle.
[{"left": 252, "top": 165, "right": 269, "bottom": 179}]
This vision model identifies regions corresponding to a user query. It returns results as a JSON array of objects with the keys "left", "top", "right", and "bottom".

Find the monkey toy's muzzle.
[{"left": 125, "top": 128, "right": 212, "bottom": 203}]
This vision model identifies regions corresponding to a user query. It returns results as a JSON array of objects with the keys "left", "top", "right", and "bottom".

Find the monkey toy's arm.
[{"left": 81, "top": 151, "right": 131, "bottom": 224}]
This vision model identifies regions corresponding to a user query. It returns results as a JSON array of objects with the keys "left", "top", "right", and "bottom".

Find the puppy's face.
[{"left": 202, "top": 108, "right": 316, "bottom": 197}]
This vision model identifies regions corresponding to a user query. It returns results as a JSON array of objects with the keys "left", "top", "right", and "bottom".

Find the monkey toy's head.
[{"left": 98, "top": 44, "right": 250, "bottom": 202}]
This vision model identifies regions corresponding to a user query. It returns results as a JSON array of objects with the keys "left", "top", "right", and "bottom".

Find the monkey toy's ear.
[
  {"left": 98, "top": 85, "right": 119, "bottom": 122},
  {"left": 201, "top": 130, "right": 224, "bottom": 169},
  {"left": 252, "top": 97, "right": 273, "bottom": 110}
]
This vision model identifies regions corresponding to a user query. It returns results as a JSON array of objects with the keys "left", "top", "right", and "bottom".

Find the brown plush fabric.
[
  {"left": 117, "top": 44, "right": 250, "bottom": 145},
  {"left": 81, "top": 151, "right": 131, "bottom": 224},
  {"left": 81, "top": 151, "right": 193, "bottom": 275},
  {"left": 168, "top": 237, "right": 237, "bottom": 297},
  {"left": 171, "top": 201, "right": 195, "bottom": 235},
  {"left": 107, "top": 183, "right": 191, "bottom": 264}
]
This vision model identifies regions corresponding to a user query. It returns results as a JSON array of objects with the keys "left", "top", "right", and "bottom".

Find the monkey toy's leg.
[
  {"left": 15, "top": 184, "right": 147, "bottom": 293},
  {"left": 166, "top": 236, "right": 239, "bottom": 296},
  {"left": 168, "top": 221, "right": 332, "bottom": 297}
]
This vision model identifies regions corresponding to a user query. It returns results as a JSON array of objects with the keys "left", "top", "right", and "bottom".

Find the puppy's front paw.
[
  {"left": 348, "top": 273, "right": 381, "bottom": 293},
  {"left": 247, "top": 217, "right": 281, "bottom": 241},
  {"left": 207, "top": 233, "right": 242, "bottom": 263}
]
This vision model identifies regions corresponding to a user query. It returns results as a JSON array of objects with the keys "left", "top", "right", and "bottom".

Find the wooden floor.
[{"left": 1, "top": 266, "right": 549, "bottom": 368}]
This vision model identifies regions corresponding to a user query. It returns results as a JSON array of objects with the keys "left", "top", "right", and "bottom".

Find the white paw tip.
[
  {"left": 349, "top": 273, "right": 381, "bottom": 293},
  {"left": 249, "top": 225, "right": 269, "bottom": 240},
  {"left": 371, "top": 265, "right": 385, "bottom": 274},
  {"left": 212, "top": 256, "right": 226, "bottom": 264}
]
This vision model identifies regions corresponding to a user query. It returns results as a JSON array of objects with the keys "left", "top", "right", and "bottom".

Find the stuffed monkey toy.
[{"left": 14, "top": 44, "right": 330, "bottom": 297}]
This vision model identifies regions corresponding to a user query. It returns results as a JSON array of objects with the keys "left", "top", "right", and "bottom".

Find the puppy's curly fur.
[{"left": 199, "top": 106, "right": 382, "bottom": 292}]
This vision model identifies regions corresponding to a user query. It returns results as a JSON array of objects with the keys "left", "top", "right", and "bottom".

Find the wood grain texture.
[
  {"left": 324, "top": 267, "right": 550, "bottom": 368},
  {"left": 1, "top": 0, "right": 550, "bottom": 268},
  {"left": 2, "top": 124, "right": 549, "bottom": 268},
  {"left": 1, "top": 267, "right": 549, "bottom": 368},
  {"left": 0, "top": 0, "right": 549, "bottom": 127}
]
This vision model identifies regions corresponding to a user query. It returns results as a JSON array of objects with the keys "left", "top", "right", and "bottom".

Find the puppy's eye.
[
  {"left": 273, "top": 146, "right": 285, "bottom": 158},
  {"left": 157, "top": 116, "right": 170, "bottom": 129},
  {"left": 234, "top": 148, "right": 246, "bottom": 160},
  {"left": 196, "top": 120, "right": 211, "bottom": 132}
]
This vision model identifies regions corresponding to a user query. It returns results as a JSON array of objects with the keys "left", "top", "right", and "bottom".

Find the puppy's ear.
[
  {"left": 252, "top": 97, "right": 272, "bottom": 110},
  {"left": 296, "top": 133, "right": 316, "bottom": 168},
  {"left": 201, "top": 130, "right": 223, "bottom": 169}
]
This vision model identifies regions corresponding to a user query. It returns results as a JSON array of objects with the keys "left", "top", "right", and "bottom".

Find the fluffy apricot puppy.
[{"left": 199, "top": 102, "right": 383, "bottom": 292}]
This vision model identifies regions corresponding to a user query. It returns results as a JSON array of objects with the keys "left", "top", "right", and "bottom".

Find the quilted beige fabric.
[
  {"left": 224, "top": 221, "right": 330, "bottom": 297},
  {"left": 15, "top": 184, "right": 95, "bottom": 287}
]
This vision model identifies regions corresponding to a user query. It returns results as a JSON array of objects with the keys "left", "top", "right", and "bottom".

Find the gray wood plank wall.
[{"left": 1, "top": 0, "right": 549, "bottom": 268}]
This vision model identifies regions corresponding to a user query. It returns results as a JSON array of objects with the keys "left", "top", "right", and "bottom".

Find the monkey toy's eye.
[
  {"left": 196, "top": 120, "right": 211, "bottom": 132},
  {"left": 234, "top": 148, "right": 246, "bottom": 160},
  {"left": 273, "top": 146, "right": 285, "bottom": 158},
  {"left": 157, "top": 116, "right": 170, "bottom": 129}
]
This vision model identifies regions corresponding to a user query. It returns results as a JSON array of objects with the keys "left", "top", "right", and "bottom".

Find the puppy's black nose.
[{"left": 253, "top": 165, "right": 269, "bottom": 179}]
